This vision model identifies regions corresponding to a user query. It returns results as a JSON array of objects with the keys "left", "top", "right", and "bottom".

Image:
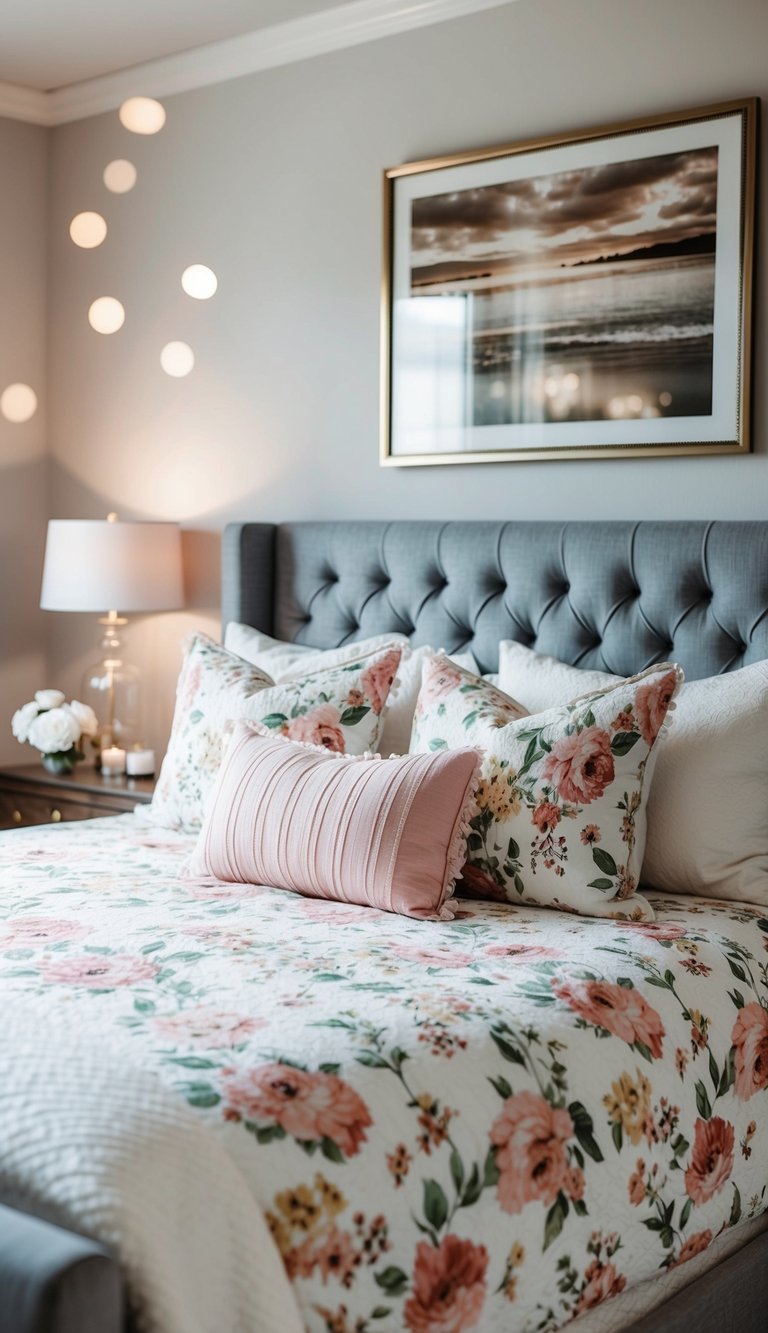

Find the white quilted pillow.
[
  {"left": 224, "top": 625, "right": 477, "bottom": 756},
  {"left": 224, "top": 625, "right": 407, "bottom": 680},
  {"left": 499, "top": 640, "right": 768, "bottom": 905}
]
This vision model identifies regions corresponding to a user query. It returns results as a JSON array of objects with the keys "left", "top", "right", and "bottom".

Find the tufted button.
[{"left": 561, "top": 582, "right": 570, "bottom": 595}]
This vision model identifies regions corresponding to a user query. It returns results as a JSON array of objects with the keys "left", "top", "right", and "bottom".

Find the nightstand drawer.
[
  {"left": 0, "top": 765, "right": 155, "bottom": 831},
  {"left": 0, "top": 790, "right": 118, "bottom": 830}
]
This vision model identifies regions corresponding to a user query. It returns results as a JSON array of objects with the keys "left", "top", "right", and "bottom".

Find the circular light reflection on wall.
[
  {"left": 160, "top": 341, "right": 194, "bottom": 377},
  {"left": 103, "top": 159, "right": 137, "bottom": 193},
  {"left": 181, "top": 264, "right": 218, "bottom": 300},
  {"left": 88, "top": 297, "right": 125, "bottom": 334},
  {"left": 119, "top": 97, "right": 166, "bottom": 134},
  {"left": 1, "top": 383, "right": 38, "bottom": 423},
  {"left": 69, "top": 211, "right": 107, "bottom": 248}
]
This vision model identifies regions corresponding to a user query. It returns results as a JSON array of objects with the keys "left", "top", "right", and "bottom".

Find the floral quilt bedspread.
[{"left": 1, "top": 814, "right": 767, "bottom": 1333}]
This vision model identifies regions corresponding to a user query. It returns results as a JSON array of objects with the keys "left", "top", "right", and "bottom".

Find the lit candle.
[
  {"left": 126, "top": 747, "right": 155, "bottom": 777},
  {"left": 101, "top": 745, "right": 126, "bottom": 775}
]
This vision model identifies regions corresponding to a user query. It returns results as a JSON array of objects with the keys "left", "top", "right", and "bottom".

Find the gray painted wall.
[
  {"left": 38, "top": 0, "right": 768, "bottom": 750},
  {"left": 0, "top": 117, "right": 48, "bottom": 764}
]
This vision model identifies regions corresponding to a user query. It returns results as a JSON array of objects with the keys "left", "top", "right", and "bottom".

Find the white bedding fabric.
[
  {"left": 2, "top": 812, "right": 768, "bottom": 1332},
  {"left": 0, "top": 1003, "right": 303, "bottom": 1333}
]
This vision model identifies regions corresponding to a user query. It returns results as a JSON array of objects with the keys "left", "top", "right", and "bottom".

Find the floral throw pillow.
[
  {"left": 149, "top": 634, "right": 402, "bottom": 832},
  {"left": 411, "top": 654, "right": 683, "bottom": 920}
]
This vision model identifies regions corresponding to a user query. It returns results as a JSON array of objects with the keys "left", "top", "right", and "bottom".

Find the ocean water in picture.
[{"left": 414, "top": 253, "right": 715, "bottom": 428}]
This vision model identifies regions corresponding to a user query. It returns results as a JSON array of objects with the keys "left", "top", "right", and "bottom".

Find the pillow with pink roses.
[
  {"left": 410, "top": 654, "right": 682, "bottom": 920},
  {"left": 148, "top": 633, "right": 402, "bottom": 832}
]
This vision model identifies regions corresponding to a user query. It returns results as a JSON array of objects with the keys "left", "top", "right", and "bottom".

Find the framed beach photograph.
[{"left": 381, "top": 98, "right": 756, "bottom": 466}]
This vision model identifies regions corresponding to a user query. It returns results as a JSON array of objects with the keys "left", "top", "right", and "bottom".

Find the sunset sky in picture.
[{"left": 411, "top": 147, "right": 719, "bottom": 283}]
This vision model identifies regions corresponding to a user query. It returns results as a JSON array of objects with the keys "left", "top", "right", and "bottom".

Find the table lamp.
[{"left": 40, "top": 514, "right": 183, "bottom": 751}]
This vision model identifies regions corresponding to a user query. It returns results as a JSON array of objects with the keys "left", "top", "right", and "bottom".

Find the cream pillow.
[
  {"left": 224, "top": 625, "right": 407, "bottom": 680},
  {"left": 224, "top": 624, "right": 476, "bottom": 755},
  {"left": 411, "top": 654, "right": 682, "bottom": 920},
  {"left": 499, "top": 640, "right": 768, "bottom": 905}
]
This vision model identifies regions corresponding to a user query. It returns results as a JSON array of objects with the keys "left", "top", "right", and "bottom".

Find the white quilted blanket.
[{"left": 0, "top": 1003, "right": 303, "bottom": 1333}]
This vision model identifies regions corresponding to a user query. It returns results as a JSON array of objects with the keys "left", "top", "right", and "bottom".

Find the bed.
[{"left": 2, "top": 518, "right": 768, "bottom": 1333}]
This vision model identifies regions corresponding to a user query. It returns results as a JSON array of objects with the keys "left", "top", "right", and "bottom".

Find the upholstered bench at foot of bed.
[{"left": 0, "top": 1204, "right": 123, "bottom": 1333}]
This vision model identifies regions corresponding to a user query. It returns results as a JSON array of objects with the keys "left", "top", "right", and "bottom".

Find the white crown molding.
[
  {"left": 0, "top": 0, "right": 518, "bottom": 128},
  {"left": 0, "top": 80, "right": 48, "bottom": 125}
]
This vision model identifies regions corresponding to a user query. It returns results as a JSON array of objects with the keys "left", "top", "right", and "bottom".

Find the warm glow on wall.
[
  {"left": 69, "top": 212, "right": 107, "bottom": 248},
  {"left": 160, "top": 341, "right": 195, "bottom": 377},
  {"left": 1, "top": 383, "right": 38, "bottom": 423},
  {"left": 103, "top": 159, "right": 137, "bottom": 193},
  {"left": 88, "top": 297, "right": 125, "bottom": 335},
  {"left": 181, "top": 264, "right": 218, "bottom": 300},
  {"left": 119, "top": 97, "right": 166, "bottom": 135}
]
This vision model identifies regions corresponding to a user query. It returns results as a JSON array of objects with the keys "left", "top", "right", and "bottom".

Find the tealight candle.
[
  {"left": 101, "top": 745, "right": 127, "bottom": 776},
  {"left": 126, "top": 747, "right": 155, "bottom": 777}
]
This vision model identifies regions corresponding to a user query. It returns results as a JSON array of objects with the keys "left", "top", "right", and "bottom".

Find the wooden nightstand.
[{"left": 0, "top": 764, "right": 155, "bottom": 831}]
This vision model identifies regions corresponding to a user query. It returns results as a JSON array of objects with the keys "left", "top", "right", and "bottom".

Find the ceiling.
[{"left": 0, "top": 0, "right": 356, "bottom": 91}]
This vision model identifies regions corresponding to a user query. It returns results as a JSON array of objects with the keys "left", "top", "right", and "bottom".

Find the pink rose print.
[
  {"left": 282, "top": 704, "right": 345, "bottom": 752},
  {"left": 553, "top": 977, "right": 665, "bottom": 1057},
  {"left": 39, "top": 953, "right": 159, "bottom": 988},
  {"left": 485, "top": 943, "right": 563, "bottom": 962},
  {"left": 635, "top": 669, "right": 678, "bottom": 747},
  {"left": 418, "top": 659, "right": 464, "bottom": 711},
  {"left": 623, "top": 921, "right": 689, "bottom": 943},
  {"left": 575, "top": 1261, "right": 626, "bottom": 1314},
  {"left": 490, "top": 1090, "right": 573, "bottom": 1214},
  {"left": 152, "top": 1007, "right": 265, "bottom": 1049},
  {"left": 684, "top": 1117, "right": 734, "bottom": 1204},
  {"left": 672, "top": 1230, "right": 713, "bottom": 1266},
  {"left": 731, "top": 1002, "right": 768, "bottom": 1100},
  {"left": 404, "top": 1235, "right": 488, "bottom": 1333},
  {"left": 1, "top": 916, "right": 89, "bottom": 946},
  {"left": 532, "top": 802, "right": 561, "bottom": 834},
  {"left": 221, "top": 1062, "right": 372, "bottom": 1157},
  {"left": 182, "top": 662, "right": 202, "bottom": 710},
  {"left": 21, "top": 848, "right": 94, "bottom": 864},
  {"left": 392, "top": 944, "right": 474, "bottom": 969},
  {"left": 628, "top": 1160, "right": 646, "bottom": 1206},
  {"left": 361, "top": 647, "right": 401, "bottom": 715},
  {"left": 541, "top": 727, "right": 615, "bottom": 805},
  {"left": 313, "top": 1225, "right": 359, "bottom": 1286}
]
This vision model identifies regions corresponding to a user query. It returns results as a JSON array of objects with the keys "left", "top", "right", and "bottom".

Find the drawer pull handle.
[
  {"left": 51, "top": 809, "right": 62, "bottom": 823},
  {"left": 12, "top": 809, "right": 22, "bottom": 824}
]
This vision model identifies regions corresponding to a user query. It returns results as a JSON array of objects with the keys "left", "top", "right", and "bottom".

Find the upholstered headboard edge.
[{"left": 221, "top": 520, "right": 768, "bottom": 681}]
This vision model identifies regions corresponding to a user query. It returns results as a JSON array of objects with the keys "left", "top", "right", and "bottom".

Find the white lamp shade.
[{"left": 41, "top": 519, "right": 183, "bottom": 613}]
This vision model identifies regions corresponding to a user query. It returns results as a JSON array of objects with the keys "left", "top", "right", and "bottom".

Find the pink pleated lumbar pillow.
[{"left": 188, "top": 723, "right": 481, "bottom": 920}]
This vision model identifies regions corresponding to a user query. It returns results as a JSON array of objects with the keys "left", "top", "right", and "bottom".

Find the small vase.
[{"left": 41, "top": 751, "right": 79, "bottom": 776}]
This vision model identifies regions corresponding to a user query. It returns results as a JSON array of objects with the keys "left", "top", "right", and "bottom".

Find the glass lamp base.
[{"left": 81, "top": 616, "right": 142, "bottom": 751}]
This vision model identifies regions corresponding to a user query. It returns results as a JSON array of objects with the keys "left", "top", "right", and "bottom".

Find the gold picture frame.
[{"left": 381, "top": 98, "right": 757, "bottom": 467}]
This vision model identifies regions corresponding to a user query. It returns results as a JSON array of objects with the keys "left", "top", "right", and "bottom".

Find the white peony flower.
[
  {"left": 66, "top": 700, "right": 98, "bottom": 739},
  {"left": 11, "top": 701, "right": 39, "bottom": 742},
  {"left": 28, "top": 707, "right": 80, "bottom": 755},
  {"left": 35, "top": 689, "right": 66, "bottom": 711}
]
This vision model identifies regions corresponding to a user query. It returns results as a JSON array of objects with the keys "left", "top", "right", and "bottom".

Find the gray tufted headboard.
[{"left": 222, "top": 521, "right": 768, "bottom": 681}]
